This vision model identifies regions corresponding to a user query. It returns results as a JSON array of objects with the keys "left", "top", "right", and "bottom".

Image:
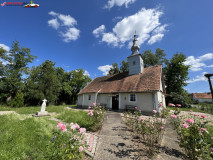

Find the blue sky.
[{"left": 0, "top": 0, "right": 213, "bottom": 93}]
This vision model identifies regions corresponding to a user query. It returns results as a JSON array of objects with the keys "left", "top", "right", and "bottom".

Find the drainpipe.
[{"left": 95, "top": 89, "right": 101, "bottom": 104}]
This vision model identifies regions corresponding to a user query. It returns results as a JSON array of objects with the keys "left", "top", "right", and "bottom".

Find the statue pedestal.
[{"left": 33, "top": 111, "right": 50, "bottom": 117}]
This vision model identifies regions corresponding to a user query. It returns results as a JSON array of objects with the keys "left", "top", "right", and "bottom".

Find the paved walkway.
[
  {"left": 94, "top": 111, "right": 139, "bottom": 160},
  {"left": 156, "top": 118, "right": 184, "bottom": 160}
]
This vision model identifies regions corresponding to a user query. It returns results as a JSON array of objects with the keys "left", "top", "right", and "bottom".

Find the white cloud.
[
  {"left": 207, "top": 65, "right": 213, "bottom": 68},
  {"left": 48, "top": 11, "right": 80, "bottom": 43},
  {"left": 92, "top": 25, "right": 105, "bottom": 38},
  {"left": 48, "top": 18, "right": 60, "bottom": 30},
  {"left": 147, "top": 33, "right": 164, "bottom": 45},
  {"left": 60, "top": 28, "right": 80, "bottom": 42},
  {"left": 84, "top": 70, "right": 90, "bottom": 76},
  {"left": 102, "top": 33, "right": 119, "bottom": 47},
  {"left": 0, "top": 44, "right": 10, "bottom": 51},
  {"left": 98, "top": 65, "right": 112, "bottom": 75},
  {"left": 48, "top": 11, "right": 58, "bottom": 16},
  {"left": 112, "top": 16, "right": 122, "bottom": 21},
  {"left": 93, "top": 8, "right": 168, "bottom": 47},
  {"left": 186, "top": 72, "right": 208, "bottom": 83},
  {"left": 184, "top": 53, "right": 213, "bottom": 71},
  {"left": 58, "top": 14, "right": 77, "bottom": 27},
  {"left": 104, "top": 0, "right": 136, "bottom": 9}
]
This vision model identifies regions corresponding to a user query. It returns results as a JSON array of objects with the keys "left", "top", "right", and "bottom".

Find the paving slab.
[{"left": 94, "top": 111, "right": 139, "bottom": 160}]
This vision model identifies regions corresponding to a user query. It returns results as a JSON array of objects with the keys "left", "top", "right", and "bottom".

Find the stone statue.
[
  {"left": 41, "top": 99, "right": 47, "bottom": 112},
  {"left": 34, "top": 99, "right": 49, "bottom": 117}
]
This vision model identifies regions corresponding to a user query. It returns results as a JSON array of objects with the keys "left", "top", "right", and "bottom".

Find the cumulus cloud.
[
  {"left": 0, "top": 44, "right": 10, "bottom": 51},
  {"left": 92, "top": 25, "right": 105, "bottom": 38},
  {"left": 98, "top": 65, "right": 112, "bottom": 75},
  {"left": 48, "top": 18, "right": 60, "bottom": 30},
  {"left": 186, "top": 72, "right": 209, "bottom": 83},
  {"left": 104, "top": 0, "right": 136, "bottom": 9},
  {"left": 60, "top": 28, "right": 80, "bottom": 42},
  {"left": 84, "top": 70, "right": 90, "bottom": 76},
  {"left": 48, "top": 11, "right": 80, "bottom": 43},
  {"left": 184, "top": 53, "right": 213, "bottom": 71},
  {"left": 93, "top": 8, "right": 168, "bottom": 47}
]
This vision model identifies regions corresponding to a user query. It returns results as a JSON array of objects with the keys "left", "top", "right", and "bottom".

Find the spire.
[{"left": 131, "top": 34, "right": 140, "bottom": 55}]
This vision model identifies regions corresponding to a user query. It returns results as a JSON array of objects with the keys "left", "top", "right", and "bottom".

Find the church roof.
[
  {"left": 193, "top": 93, "right": 212, "bottom": 99},
  {"left": 79, "top": 65, "right": 164, "bottom": 95}
]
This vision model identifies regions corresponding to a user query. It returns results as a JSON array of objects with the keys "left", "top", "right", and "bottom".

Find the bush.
[
  {"left": 124, "top": 109, "right": 165, "bottom": 157},
  {"left": 9, "top": 90, "right": 24, "bottom": 107},
  {"left": 46, "top": 122, "right": 87, "bottom": 160},
  {"left": 171, "top": 113, "right": 213, "bottom": 159},
  {"left": 166, "top": 92, "right": 191, "bottom": 108}
]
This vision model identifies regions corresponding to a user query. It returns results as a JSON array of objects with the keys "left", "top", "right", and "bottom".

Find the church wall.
[{"left": 119, "top": 93, "right": 154, "bottom": 111}]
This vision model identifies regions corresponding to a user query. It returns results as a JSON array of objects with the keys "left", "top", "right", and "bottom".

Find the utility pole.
[{"left": 204, "top": 74, "right": 213, "bottom": 103}]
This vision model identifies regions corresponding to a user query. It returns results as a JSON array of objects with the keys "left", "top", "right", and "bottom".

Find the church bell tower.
[{"left": 127, "top": 34, "right": 144, "bottom": 75}]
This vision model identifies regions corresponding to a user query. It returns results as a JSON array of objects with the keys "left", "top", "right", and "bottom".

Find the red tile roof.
[
  {"left": 79, "top": 65, "right": 164, "bottom": 94},
  {"left": 193, "top": 93, "right": 212, "bottom": 99}
]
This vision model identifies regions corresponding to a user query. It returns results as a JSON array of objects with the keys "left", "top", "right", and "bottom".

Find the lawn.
[
  {"left": 0, "top": 105, "right": 103, "bottom": 159},
  {"left": 0, "top": 105, "right": 75, "bottom": 114},
  {"left": 0, "top": 114, "right": 56, "bottom": 160}
]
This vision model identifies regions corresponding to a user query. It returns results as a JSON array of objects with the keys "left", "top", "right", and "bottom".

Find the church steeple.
[
  {"left": 131, "top": 34, "right": 140, "bottom": 55},
  {"left": 127, "top": 34, "right": 144, "bottom": 75}
]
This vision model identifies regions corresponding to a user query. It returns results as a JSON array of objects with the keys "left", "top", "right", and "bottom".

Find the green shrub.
[
  {"left": 166, "top": 92, "right": 191, "bottom": 108},
  {"left": 171, "top": 113, "right": 213, "bottom": 159},
  {"left": 9, "top": 90, "right": 24, "bottom": 107}
]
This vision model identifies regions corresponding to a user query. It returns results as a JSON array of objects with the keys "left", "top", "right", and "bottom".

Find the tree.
[
  {"left": 69, "top": 69, "right": 91, "bottom": 104},
  {"left": 164, "top": 53, "right": 190, "bottom": 94},
  {"left": 56, "top": 67, "right": 73, "bottom": 105},
  {"left": 141, "top": 48, "right": 167, "bottom": 67},
  {"left": 0, "top": 40, "right": 35, "bottom": 104},
  {"left": 120, "top": 60, "right": 128, "bottom": 73},
  {"left": 25, "top": 60, "right": 61, "bottom": 105},
  {"left": 108, "top": 63, "right": 119, "bottom": 75}
]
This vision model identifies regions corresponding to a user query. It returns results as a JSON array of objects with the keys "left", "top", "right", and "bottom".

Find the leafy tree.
[
  {"left": 108, "top": 63, "right": 119, "bottom": 75},
  {"left": 9, "top": 90, "right": 24, "bottom": 107},
  {"left": 25, "top": 60, "right": 61, "bottom": 105},
  {"left": 120, "top": 60, "right": 128, "bottom": 73},
  {"left": 69, "top": 69, "right": 91, "bottom": 104},
  {"left": 0, "top": 40, "right": 35, "bottom": 104},
  {"left": 141, "top": 48, "right": 167, "bottom": 67},
  {"left": 164, "top": 53, "right": 190, "bottom": 95},
  {"left": 56, "top": 67, "right": 73, "bottom": 105}
]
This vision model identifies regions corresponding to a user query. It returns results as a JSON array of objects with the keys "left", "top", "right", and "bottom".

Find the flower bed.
[
  {"left": 171, "top": 112, "right": 213, "bottom": 159},
  {"left": 123, "top": 106, "right": 167, "bottom": 157}
]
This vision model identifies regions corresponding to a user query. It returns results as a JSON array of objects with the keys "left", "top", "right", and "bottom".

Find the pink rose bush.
[
  {"left": 87, "top": 103, "right": 106, "bottom": 130},
  {"left": 46, "top": 121, "right": 88, "bottom": 159},
  {"left": 124, "top": 105, "right": 165, "bottom": 157},
  {"left": 171, "top": 115, "right": 178, "bottom": 119},
  {"left": 169, "top": 103, "right": 175, "bottom": 107},
  {"left": 170, "top": 112, "right": 212, "bottom": 159}
]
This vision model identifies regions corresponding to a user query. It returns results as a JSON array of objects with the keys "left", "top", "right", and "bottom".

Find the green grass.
[
  {"left": 206, "top": 125, "right": 213, "bottom": 137},
  {"left": 0, "top": 114, "right": 56, "bottom": 160},
  {"left": 0, "top": 105, "right": 76, "bottom": 114},
  {"left": 0, "top": 105, "right": 101, "bottom": 159},
  {"left": 57, "top": 110, "right": 95, "bottom": 131}
]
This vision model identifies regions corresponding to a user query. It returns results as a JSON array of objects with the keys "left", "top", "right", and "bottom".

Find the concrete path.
[
  {"left": 156, "top": 118, "right": 185, "bottom": 160},
  {"left": 94, "top": 111, "right": 139, "bottom": 160}
]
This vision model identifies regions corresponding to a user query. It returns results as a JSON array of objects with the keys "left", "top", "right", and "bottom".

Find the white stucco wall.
[
  {"left": 119, "top": 93, "right": 154, "bottom": 111},
  {"left": 96, "top": 94, "right": 111, "bottom": 108},
  {"left": 78, "top": 93, "right": 96, "bottom": 106},
  {"left": 193, "top": 98, "right": 212, "bottom": 103},
  {"left": 77, "top": 94, "right": 83, "bottom": 106},
  {"left": 78, "top": 92, "right": 166, "bottom": 112}
]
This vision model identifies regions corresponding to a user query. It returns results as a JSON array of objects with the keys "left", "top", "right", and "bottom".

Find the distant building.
[
  {"left": 77, "top": 35, "right": 166, "bottom": 114},
  {"left": 192, "top": 93, "right": 212, "bottom": 103}
]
